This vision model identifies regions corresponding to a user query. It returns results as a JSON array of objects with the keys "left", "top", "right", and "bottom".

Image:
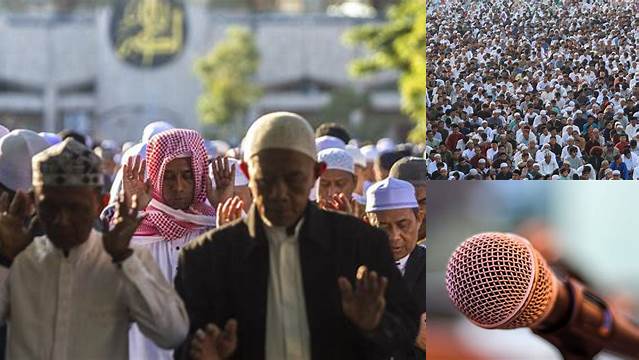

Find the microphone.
[{"left": 445, "top": 232, "right": 639, "bottom": 360}]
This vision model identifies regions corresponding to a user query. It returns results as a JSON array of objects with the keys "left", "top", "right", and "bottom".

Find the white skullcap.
[
  {"left": 244, "top": 112, "right": 316, "bottom": 161},
  {"left": 478, "top": 158, "right": 486, "bottom": 163},
  {"left": 612, "top": 170, "right": 621, "bottom": 176},
  {"left": 0, "top": 125, "right": 8, "bottom": 138},
  {"left": 376, "top": 138, "right": 396, "bottom": 154},
  {"left": 551, "top": 175, "right": 560, "bottom": 180},
  {"left": 360, "top": 145, "right": 378, "bottom": 163},
  {"left": 0, "top": 130, "right": 49, "bottom": 191},
  {"left": 633, "top": 112, "right": 639, "bottom": 119},
  {"left": 500, "top": 162, "right": 508, "bottom": 168},
  {"left": 345, "top": 144, "right": 366, "bottom": 168},
  {"left": 315, "top": 135, "right": 346, "bottom": 152},
  {"left": 142, "top": 121, "right": 174, "bottom": 143},
  {"left": 318, "top": 148, "right": 355, "bottom": 175},
  {"left": 469, "top": 168, "right": 479, "bottom": 176},
  {"left": 365, "top": 178, "right": 417, "bottom": 213}
]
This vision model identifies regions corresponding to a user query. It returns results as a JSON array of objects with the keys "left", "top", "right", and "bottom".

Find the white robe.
[
  {"left": 0, "top": 229, "right": 188, "bottom": 360},
  {"left": 128, "top": 200, "right": 215, "bottom": 360},
  {"left": 128, "top": 231, "right": 203, "bottom": 360}
]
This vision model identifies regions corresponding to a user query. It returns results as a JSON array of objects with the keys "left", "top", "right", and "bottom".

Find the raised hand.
[
  {"left": 102, "top": 193, "right": 145, "bottom": 262},
  {"left": 0, "top": 191, "right": 33, "bottom": 260},
  {"left": 319, "top": 193, "right": 353, "bottom": 215},
  {"left": 215, "top": 196, "right": 244, "bottom": 228},
  {"left": 122, "top": 155, "right": 151, "bottom": 210},
  {"left": 189, "top": 319, "right": 238, "bottom": 360},
  {"left": 338, "top": 265, "right": 388, "bottom": 332},
  {"left": 208, "top": 156, "right": 235, "bottom": 208}
]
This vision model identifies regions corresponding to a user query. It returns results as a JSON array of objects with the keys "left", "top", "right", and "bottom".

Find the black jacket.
[
  {"left": 174, "top": 203, "right": 419, "bottom": 360},
  {"left": 403, "top": 245, "right": 426, "bottom": 360}
]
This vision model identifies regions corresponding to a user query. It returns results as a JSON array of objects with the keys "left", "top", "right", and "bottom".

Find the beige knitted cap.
[{"left": 244, "top": 112, "right": 317, "bottom": 161}]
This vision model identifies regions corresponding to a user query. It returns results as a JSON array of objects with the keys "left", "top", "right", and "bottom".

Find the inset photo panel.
[
  {"left": 427, "top": 0, "right": 639, "bottom": 181},
  {"left": 426, "top": 182, "right": 639, "bottom": 360}
]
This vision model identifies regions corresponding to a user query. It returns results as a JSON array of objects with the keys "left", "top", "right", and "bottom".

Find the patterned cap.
[
  {"left": 146, "top": 128, "right": 209, "bottom": 205},
  {"left": 32, "top": 138, "right": 103, "bottom": 187},
  {"left": 318, "top": 148, "right": 355, "bottom": 174}
]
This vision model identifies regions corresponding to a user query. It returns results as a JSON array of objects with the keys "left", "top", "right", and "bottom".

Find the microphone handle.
[{"left": 533, "top": 277, "right": 639, "bottom": 360}]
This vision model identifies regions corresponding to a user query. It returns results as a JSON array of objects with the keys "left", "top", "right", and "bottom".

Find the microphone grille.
[{"left": 445, "top": 232, "right": 555, "bottom": 329}]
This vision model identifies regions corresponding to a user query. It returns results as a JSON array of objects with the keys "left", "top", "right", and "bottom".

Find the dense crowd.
[
  {"left": 427, "top": 0, "right": 639, "bottom": 180},
  {"left": 0, "top": 115, "right": 426, "bottom": 360}
]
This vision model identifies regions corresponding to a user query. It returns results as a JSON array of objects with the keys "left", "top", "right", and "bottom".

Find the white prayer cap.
[
  {"left": 345, "top": 144, "right": 366, "bottom": 168},
  {"left": 633, "top": 112, "right": 639, "bottom": 119},
  {"left": 244, "top": 112, "right": 316, "bottom": 161},
  {"left": 551, "top": 175, "right": 560, "bottom": 180},
  {"left": 360, "top": 145, "right": 378, "bottom": 163},
  {"left": 142, "top": 121, "right": 175, "bottom": 143},
  {"left": 500, "top": 162, "right": 508, "bottom": 168},
  {"left": 0, "top": 125, "right": 8, "bottom": 138},
  {"left": 315, "top": 135, "right": 346, "bottom": 152},
  {"left": 376, "top": 138, "right": 395, "bottom": 154},
  {"left": 0, "top": 130, "right": 49, "bottom": 191},
  {"left": 318, "top": 148, "right": 355, "bottom": 175},
  {"left": 365, "top": 178, "right": 417, "bottom": 213},
  {"left": 612, "top": 170, "right": 621, "bottom": 176}
]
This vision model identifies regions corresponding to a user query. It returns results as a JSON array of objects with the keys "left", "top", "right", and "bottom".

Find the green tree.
[
  {"left": 344, "top": 0, "right": 425, "bottom": 143},
  {"left": 194, "top": 26, "right": 261, "bottom": 140}
]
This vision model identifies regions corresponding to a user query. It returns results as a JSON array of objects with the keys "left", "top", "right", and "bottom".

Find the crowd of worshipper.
[
  {"left": 426, "top": 0, "right": 639, "bottom": 180},
  {"left": 0, "top": 114, "right": 426, "bottom": 360}
]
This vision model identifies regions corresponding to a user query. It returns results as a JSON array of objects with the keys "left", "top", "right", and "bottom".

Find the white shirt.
[
  {"left": 0, "top": 230, "right": 188, "bottom": 360},
  {"left": 626, "top": 123, "right": 639, "bottom": 139},
  {"left": 129, "top": 231, "right": 204, "bottom": 360},
  {"left": 539, "top": 159, "right": 559, "bottom": 176},
  {"left": 394, "top": 254, "right": 410, "bottom": 276},
  {"left": 264, "top": 220, "right": 311, "bottom": 360}
]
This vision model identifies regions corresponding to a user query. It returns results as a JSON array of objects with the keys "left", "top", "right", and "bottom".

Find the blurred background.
[
  {"left": 0, "top": 0, "right": 425, "bottom": 145},
  {"left": 426, "top": 182, "right": 639, "bottom": 360}
]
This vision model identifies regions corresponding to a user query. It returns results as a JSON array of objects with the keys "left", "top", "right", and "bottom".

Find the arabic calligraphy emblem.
[{"left": 110, "top": 0, "right": 187, "bottom": 67}]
